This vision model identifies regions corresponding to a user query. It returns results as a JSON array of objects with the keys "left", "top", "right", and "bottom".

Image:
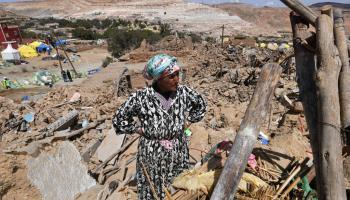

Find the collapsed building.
[{"left": 0, "top": 0, "right": 350, "bottom": 199}]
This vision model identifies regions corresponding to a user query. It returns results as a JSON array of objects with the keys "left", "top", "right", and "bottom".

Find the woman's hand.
[
  {"left": 136, "top": 127, "right": 144, "bottom": 136},
  {"left": 184, "top": 121, "right": 191, "bottom": 129}
]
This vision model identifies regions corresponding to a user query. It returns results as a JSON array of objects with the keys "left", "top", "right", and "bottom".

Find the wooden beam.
[
  {"left": 320, "top": 5, "right": 333, "bottom": 20},
  {"left": 280, "top": 0, "right": 317, "bottom": 25},
  {"left": 210, "top": 63, "right": 282, "bottom": 200},
  {"left": 280, "top": 1, "right": 350, "bottom": 54},
  {"left": 315, "top": 12, "right": 346, "bottom": 199},
  {"left": 334, "top": 7, "right": 350, "bottom": 185},
  {"left": 290, "top": 10, "right": 320, "bottom": 187}
]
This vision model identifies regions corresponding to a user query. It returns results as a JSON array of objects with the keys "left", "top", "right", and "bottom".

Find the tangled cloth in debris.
[
  {"left": 172, "top": 168, "right": 268, "bottom": 194},
  {"left": 112, "top": 85, "right": 207, "bottom": 200}
]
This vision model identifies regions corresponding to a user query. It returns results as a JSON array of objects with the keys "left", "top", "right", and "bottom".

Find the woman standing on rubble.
[{"left": 113, "top": 54, "right": 207, "bottom": 200}]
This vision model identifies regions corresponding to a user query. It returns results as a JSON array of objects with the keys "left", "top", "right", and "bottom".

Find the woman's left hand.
[{"left": 136, "top": 127, "right": 144, "bottom": 136}]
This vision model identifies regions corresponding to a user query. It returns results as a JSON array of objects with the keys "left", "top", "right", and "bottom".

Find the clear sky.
[{"left": 189, "top": 0, "right": 350, "bottom": 7}]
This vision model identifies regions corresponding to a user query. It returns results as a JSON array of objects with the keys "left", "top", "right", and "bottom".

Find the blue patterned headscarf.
[{"left": 143, "top": 54, "right": 180, "bottom": 80}]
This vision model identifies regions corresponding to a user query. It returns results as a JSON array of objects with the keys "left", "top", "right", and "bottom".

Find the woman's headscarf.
[{"left": 143, "top": 54, "right": 180, "bottom": 80}]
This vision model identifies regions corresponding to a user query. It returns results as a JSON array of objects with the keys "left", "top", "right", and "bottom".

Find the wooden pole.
[
  {"left": 334, "top": 7, "right": 350, "bottom": 184},
  {"left": 315, "top": 10, "right": 346, "bottom": 199},
  {"left": 210, "top": 63, "right": 282, "bottom": 200},
  {"left": 221, "top": 25, "right": 224, "bottom": 48},
  {"left": 62, "top": 47, "right": 78, "bottom": 76},
  {"left": 55, "top": 47, "right": 64, "bottom": 73},
  {"left": 320, "top": 5, "right": 333, "bottom": 21},
  {"left": 280, "top": 0, "right": 317, "bottom": 25},
  {"left": 290, "top": 10, "right": 322, "bottom": 195},
  {"left": 334, "top": 8, "right": 350, "bottom": 132},
  {"left": 140, "top": 160, "right": 160, "bottom": 200},
  {"left": 280, "top": 0, "right": 350, "bottom": 55},
  {"left": 51, "top": 33, "right": 79, "bottom": 76}
]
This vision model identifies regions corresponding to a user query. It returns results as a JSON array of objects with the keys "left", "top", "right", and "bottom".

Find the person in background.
[
  {"left": 1, "top": 77, "right": 10, "bottom": 89},
  {"left": 112, "top": 54, "right": 207, "bottom": 200}
]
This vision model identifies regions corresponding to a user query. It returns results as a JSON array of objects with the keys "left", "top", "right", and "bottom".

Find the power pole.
[{"left": 221, "top": 25, "right": 225, "bottom": 48}]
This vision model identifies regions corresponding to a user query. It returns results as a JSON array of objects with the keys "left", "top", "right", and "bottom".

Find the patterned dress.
[{"left": 113, "top": 85, "right": 207, "bottom": 200}]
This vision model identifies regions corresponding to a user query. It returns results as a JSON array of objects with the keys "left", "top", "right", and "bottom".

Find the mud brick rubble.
[{"left": 0, "top": 36, "right": 314, "bottom": 200}]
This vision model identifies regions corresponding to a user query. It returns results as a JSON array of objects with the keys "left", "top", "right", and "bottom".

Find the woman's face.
[{"left": 157, "top": 71, "right": 180, "bottom": 92}]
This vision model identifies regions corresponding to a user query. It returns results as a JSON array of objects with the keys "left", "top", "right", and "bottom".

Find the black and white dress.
[{"left": 113, "top": 85, "right": 207, "bottom": 200}]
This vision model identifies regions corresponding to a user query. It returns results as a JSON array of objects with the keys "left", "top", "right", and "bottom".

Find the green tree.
[
  {"left": 20, "top": 30, "right": 37, "bottom": 39},
  {"left": 159, "top": 22, "right": 171, "bottom": 37},
  {"left": 107, "top": 29, "right": 163, "bottom": 57},
  {"left": 72, "top": 27, "right": 102, "bottom": 40}
]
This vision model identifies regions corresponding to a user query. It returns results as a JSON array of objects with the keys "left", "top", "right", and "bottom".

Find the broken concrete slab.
[
  {"left": 95, "top": 128, "right": 125, "bottom": 162},
  {"left": 27, "top": 141, "right": 96, "bottom": 200}
]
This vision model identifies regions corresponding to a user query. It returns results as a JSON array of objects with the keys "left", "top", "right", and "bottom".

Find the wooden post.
[
  {"left": 62, "top": 47, "right": 78, "bottom": 76},
  {"left": 280, "top": 0, "right": 317, "bottom": 25},
  {"left": 210, "top": 63, "right": 282, "bottom": 200},
  {"left": 290, "top": 10, "right": 322, "bottom": 195},
  {"left": 55, "top": 47, "right": 64, "bottom": 73},
  {"left": 320, "top": 5, "right": 333, "bottom": 20},
  {"left": 51, "top": 32, "right": 79, "bottom": 76},
  {"left": 334, "top": 7, "right": 350, "bottom": 183},
  {"left": 315, "top": 10, "right": 346, "bottom": 199},
  {"left": 334, "top": 8, "right": 350, "bottom": 133},
  {"left": 221, "top": 25, "right": 224, "bottom": 48},
  {"left": 280, "top": 0, "right": 350, "bottom": 56}
]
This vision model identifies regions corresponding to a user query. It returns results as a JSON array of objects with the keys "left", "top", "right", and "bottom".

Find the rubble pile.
[{"left": 0, "top": 36, "right": 314, "bottom": 200}]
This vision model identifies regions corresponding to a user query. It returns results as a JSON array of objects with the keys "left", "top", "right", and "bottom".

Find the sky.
[{"left": 189, "top": 0, "right": 350, "bottom": 7}]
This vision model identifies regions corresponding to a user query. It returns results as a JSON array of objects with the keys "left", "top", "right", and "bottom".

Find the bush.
[
  {"left": 75, "top": 19, "right": 93, "bottom": 29},
  {"left": 159, "top": 22, "right": 171, "bottom": 37},
  {"left": 72, "top": 27, "right": 102, "bottom": 40},
  {"left": 101, "top": 19, "right": 113, "bottom": 29},
  {"left": 189, "top": 33, "right": 202, "bottom": 43},
  {"left": 139, "top": 23, "right": 146, "bottom": 29},
  {"left": 205, "top": 36, "right": 216, "bottom": 43},
  {"left": 21, "top": 22, "right": 35, "bottom": 29},
  {"left": 20, "top": 30, "right": 37, "bottom": 39},
  {"left": 57, "top": 19, "right": 76, "bottom": 28},
  {"left": 107, "top": 29, "right": 163, "bottom": 57}
]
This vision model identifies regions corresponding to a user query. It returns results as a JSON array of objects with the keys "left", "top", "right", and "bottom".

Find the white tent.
[{"left": 1, "top": 42, "right": 20, "bottom": 61}]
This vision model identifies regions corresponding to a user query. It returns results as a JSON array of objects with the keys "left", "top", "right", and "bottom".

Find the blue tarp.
[
  {"left": 37, "top": 43, "right": 52, "bottom": 53},
  {"left": 55, "top": 39, "right": 67, "bottom": 47}
]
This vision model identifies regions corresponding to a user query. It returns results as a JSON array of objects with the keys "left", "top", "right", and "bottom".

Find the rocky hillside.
[
  {"left": 215, "top": 2, "right": 350, "bottom": 35},
  {"left": 1, "top": 1, "right": 349, "bottom": 36},
  {"left": 0, "top": 0, "right": 287, "bottom": 37}
]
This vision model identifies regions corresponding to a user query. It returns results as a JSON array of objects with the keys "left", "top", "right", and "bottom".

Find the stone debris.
[
  {"left": 27, "top": 141, "right": 96, "bottom": 200},
  {"left": 96, "top": 128, "right": 125, "bottom": 162},
  {"left": 82, "top": 139, "right": 103, "bottom": 162},
  {"left": 40, "top": 109, "right": 79, "bottom": 136},
  {"left": 0, "top": 36, "right": 316, "bottom": 199}
]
